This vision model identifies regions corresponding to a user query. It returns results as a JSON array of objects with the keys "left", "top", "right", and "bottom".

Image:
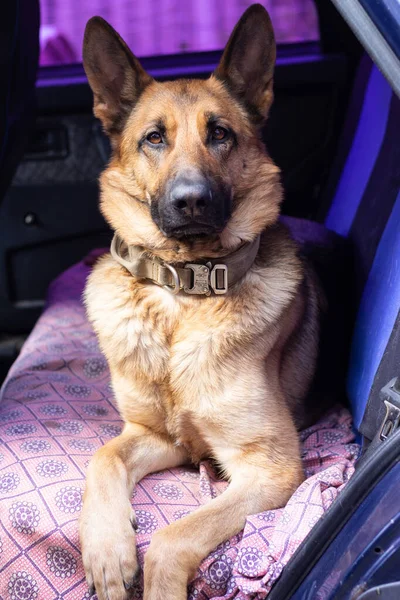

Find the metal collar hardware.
[
  {"left": 358, "top": 377, "right": 400, "bottom": 468},
  {"left": 379, "top": 378, "right": 400, "bottom": 441},
  {"left": 183, "top": 263, "right": 228, "bottom": 296},
  {"left": 163, "top": 263, "right": 180, "bottom": 295},
  {"left": 110, "top": 233, "right": 260, "bottom": 297}
]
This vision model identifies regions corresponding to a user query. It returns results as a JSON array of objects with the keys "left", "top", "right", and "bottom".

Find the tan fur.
[
  {"left": 79, "top": 6, "right": 322, "bottom": 600},
  {"left": 99, "top": 77, "right": 281, "bottom": 260}
]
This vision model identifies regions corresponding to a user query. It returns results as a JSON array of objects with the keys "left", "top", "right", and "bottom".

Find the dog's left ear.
[
  {"left": 83, "top": 17, "right": 153, "bottom": 138},
  {"left": 214, "top": 4, "right": 276, "bottom": 122}
]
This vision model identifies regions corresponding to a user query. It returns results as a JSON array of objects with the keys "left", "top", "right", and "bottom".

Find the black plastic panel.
[{"left": 0, "top": 181, "right": 111, "bottom": 332}]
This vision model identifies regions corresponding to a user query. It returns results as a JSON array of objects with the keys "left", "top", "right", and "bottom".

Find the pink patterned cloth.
[{"left": 0, "top": 259, "right": 360, "bottom": 600}]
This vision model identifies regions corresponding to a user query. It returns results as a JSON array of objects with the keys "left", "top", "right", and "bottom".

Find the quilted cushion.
[{"left": 0, "top": 258, "right": 359, "bottom": 599}]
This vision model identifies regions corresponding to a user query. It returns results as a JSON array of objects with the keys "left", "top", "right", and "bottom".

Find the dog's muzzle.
[{"left": 153, "top": 171, "right": 231, "bottom": 238}]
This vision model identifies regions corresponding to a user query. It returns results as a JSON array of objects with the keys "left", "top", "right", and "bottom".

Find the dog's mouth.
[
  {"left": 151, "top": 200, "right": 228, "bottom": 241},
  {"left": 163, "top": 224, "right": 220, "bottom": 239}
]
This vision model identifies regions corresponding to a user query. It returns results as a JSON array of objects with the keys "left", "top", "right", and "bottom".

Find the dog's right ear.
[
  {"left": 83, "top": 17, "right": 153, "bottom": 137},
  {"left": 214, "top": 4, "right": 276, "bottom": 123}
]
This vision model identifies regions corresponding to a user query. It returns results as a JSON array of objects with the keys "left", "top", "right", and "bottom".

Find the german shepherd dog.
[{"left": 80, "top": 5, "right": 323, "bottom": 600}]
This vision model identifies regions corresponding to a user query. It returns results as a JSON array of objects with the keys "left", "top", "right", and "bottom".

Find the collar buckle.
[
  {"left": 184, "top": 264, "right": 211, "bottom": 295},
  {"left": 183, "top": 263, "right": 229, "bottom": 296}
]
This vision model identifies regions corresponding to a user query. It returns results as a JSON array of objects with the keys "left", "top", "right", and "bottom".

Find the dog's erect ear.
[
  {"left": 83, "top": 17, "right": 153, "bottom": 137},
  {"left": 214, "top": 4, "right": 276, "bottom": 122}
]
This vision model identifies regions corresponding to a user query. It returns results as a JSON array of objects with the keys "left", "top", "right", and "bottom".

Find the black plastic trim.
[
  {"left": 35, "top": 45, "right": 346, "bottom": 114},
  {"left": 37, "top": 41, "right": 321, "bottom": 82}
]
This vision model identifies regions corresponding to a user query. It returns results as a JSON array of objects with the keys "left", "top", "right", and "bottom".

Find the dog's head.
[{"left": 83, "top": 4, "right": 282, "bottom": 260}]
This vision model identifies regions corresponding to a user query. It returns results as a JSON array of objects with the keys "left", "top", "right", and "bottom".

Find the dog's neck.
[{"left": 110, "top": 234, "right": 260, "bottom": 296}]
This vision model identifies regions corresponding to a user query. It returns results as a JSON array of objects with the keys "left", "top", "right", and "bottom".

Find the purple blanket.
[{"left": 0, "top": 259, "right": 359, "bottom": 599}]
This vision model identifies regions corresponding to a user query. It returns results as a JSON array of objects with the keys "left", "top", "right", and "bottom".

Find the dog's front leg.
[
  {"left": 143, "top": 440, "right": 303, "bottom": 600},
  {"left": 80, "top": 422, "right": 188, "bottom": 600}
]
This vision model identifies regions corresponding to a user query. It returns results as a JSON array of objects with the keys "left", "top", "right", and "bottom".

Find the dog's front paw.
[
  {"left": 80, "top": 497, "right": 139, "bottom": 600},
  {"left": 144, "top": 529, "right": 190, "bottom": 600}
]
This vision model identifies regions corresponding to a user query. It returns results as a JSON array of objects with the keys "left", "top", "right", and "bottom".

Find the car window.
[{"left": 39, "top": 0, "right": 320, "bottom": 66}]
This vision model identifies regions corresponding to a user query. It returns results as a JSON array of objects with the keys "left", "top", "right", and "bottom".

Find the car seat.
[
  {"left": 270, "top": 56, "right": 400, "bottom": 599},
  {"left": 0, "top": 56, "right": 399, "bottom": 600}
]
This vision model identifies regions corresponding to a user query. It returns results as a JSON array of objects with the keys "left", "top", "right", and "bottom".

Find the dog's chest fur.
[{"left": 85, "top": 228, "right": 304, "bottom": 458}]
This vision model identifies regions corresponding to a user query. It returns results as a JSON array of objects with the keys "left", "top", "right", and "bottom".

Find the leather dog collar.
[{"left": 110, "top": 234, "right": 260, "bottom": 296}]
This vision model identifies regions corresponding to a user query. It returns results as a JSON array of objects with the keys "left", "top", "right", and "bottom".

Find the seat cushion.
[{"left": 0, "top": 257, "right": 359, "bottom": 599}]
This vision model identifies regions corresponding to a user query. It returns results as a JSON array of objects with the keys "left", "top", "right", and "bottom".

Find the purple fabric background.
[{"left": 39, "top": 0, "right": 319, "bottom": 65}]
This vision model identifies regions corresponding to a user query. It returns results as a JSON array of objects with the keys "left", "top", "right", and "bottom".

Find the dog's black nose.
[
  {"left": 170, "top": 177, "right": 211, "bottom": 218},
  {"left": 154, "top": 171, "right": 231, "bottom": 238}
]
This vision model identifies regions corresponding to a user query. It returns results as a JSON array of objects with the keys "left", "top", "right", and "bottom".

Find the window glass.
[{"left": 39, "top": 0, "right": 320, "bottom": 66}]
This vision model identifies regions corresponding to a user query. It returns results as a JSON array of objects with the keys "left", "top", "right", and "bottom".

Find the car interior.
[{"left": 0, "top": 1, "right": 399, "bottom": 599}]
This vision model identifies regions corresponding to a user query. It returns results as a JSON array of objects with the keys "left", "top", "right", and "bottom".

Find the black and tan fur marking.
[{"left": 79, "top": 5, "right": 323, "bottom": 600}]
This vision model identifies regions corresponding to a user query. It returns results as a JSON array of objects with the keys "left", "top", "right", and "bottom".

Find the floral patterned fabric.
[{"left": 0, "top": 259, "right": 360, "bottom": 599}]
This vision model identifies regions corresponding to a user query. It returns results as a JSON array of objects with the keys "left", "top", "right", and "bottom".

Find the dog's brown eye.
[
  {"left": 212, "top": 127, "right": 228, "bottom": 141},
  {"left": 147, "top": 132, "right": 162, "bottom": 145}
]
